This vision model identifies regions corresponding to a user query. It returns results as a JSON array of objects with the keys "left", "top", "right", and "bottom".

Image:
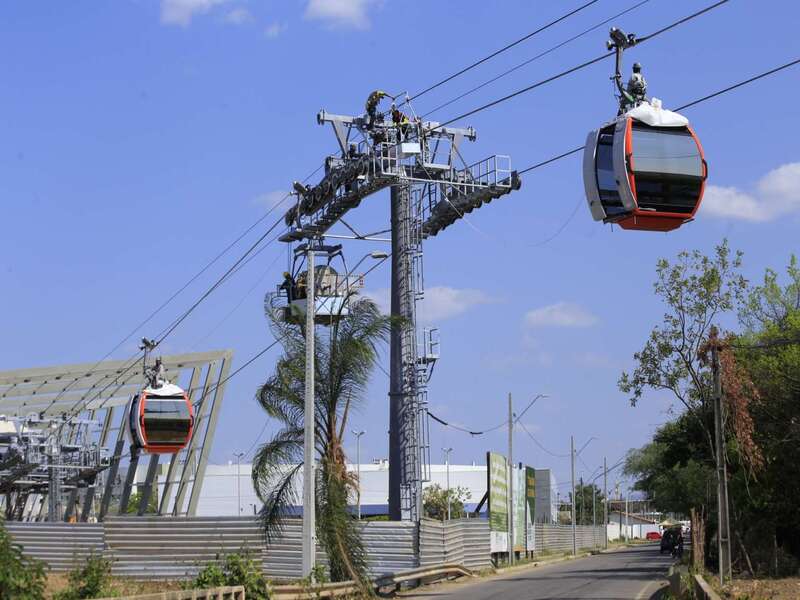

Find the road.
[{"left": 405, "top": 544, "right": 671, "bottom": 600}]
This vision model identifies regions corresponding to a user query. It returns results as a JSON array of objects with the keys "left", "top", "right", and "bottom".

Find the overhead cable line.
[
  {"left": 423, "top": 0, "right": 652, "bottom": 118},
  {"left": 37, "top": 195, "right": 293, "bottom": 418},
  {"left": 62, "top": 208, "right": 291, "bottom": 420},
  {"left": 225, "top": 249, "right": 393, "bottom": 460},
  {"left": 518, "top": 421, "right": 571, "bottom": 458},
  {"left": 516, "top": 55, "right": 800, "bottom": 178},
  {"left": 406, "top": 0, "right": 602, "bottom": 104},
  {"left": 432, "top": 0, "right": 730, "bottom": 131},
  {"left": 428, "top": 394, "right": 546, "bottom": 437}
]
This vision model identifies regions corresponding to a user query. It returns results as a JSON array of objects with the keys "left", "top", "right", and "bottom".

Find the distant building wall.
[
  {"left": 534, "top": 469, "right": 559, "bottom": 523},
  {"left": 164, "top": 462, "right": 494, "bottom": 517}
]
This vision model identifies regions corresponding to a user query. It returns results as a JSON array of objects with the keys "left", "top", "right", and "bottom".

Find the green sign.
[
  {"left": 513, "top": 465, "right": 526, "bottom": 551},
  {"left": 487, "top": 452, "right": 508, "bottom": 552},
  {"left": 525, "top": 467, "right": 536, "bottom": 549}
]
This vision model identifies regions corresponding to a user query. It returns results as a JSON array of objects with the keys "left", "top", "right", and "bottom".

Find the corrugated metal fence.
[
  {"left": 6, "top": 522, "right": 104, "bottom": 571},
  {"left": 420, "top": 519, "right": 605, "bottom": 569},
  {"left": 531, "top": 523, "right": 606, "bottom": 554},
  {"left": 262, "top": 519, "right": 417, "bottom": 581},
  {"left": 105, "top": 517, "right": 265, "bottom": 580},
  {"left": 419, "top": 518, "right": 491, "bottom": 571},
  {"left": 8, "top": 517, "right": 416, "bottom": 582},
  {"left": 8, "top": 518, "right": 604, "bottom": 580}
]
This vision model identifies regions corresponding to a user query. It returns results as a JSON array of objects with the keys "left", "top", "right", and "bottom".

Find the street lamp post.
[
  {"left": 352, "top": 430, "right": 366, "bottom": 519},
  {"left": 234, "top": 452, "right": 245, "bottom": 516},
  {"left": 301, "top": 247, "right": 389, "bottom": 577},
  {"left": 442, "top": 447, "right": 453, "bottom": 520}
]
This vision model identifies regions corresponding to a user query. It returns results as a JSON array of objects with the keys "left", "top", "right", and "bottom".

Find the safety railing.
[
  {"left": 271, "top": 563, "right": 473, "bottom": 600},
  {"left": 94, "top": 586, "right": 245, "bottom": 600}
]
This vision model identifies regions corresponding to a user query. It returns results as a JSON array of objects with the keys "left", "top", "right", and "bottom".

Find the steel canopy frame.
[{"left": 0, "top": 350, "right": 233, "bottom": 521}]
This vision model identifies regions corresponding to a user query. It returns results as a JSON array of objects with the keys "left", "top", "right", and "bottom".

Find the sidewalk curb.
[{"left": 493, "top": 551, "right": 595, "bottom": 575}]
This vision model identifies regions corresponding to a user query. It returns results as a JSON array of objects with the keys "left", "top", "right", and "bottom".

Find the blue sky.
[{"left": 2, "top": 0, "right": 799, "bottom": 498}]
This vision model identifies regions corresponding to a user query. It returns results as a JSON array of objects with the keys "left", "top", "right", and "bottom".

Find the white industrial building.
[{"left": 157, "top": 460, "right": 559, "bottom": 521}]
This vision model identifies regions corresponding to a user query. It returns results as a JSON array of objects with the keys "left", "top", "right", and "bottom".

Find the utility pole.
[
  {"left": 352, "top": 430, "right": 365, "bottom": 520},
  {"left": 625, "top": 490, "right": 630, "bottom": 541},
  {"left": 592, "top": 484, "right": 597, "bottom": 547},
  {"left": 711, "top": 327, "right": 732, "bottom": 585},
  {"left": 302, "top": 244, "right": 316, "bottom": 577},
  {"left": 442, "top": 447, "right": 453, "bottom": 520},
  {"left": 508, "top": 393, "right": 515, "bottom": 565},
  {"left": 570, "top": 435, "right": 576, "bottom": 556},
  {"left": 603, "top": 457, "right": 608, "bottom": 549},
  {"left": 579, "top": 476, "right": 584, "bottom": 525},
  {"left": 234, "top": 451, "right": 245, "bottom": 516}
]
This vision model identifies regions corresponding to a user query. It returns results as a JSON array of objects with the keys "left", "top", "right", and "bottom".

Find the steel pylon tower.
[{"left": 280, "top": 98, "right": 521, "bottom": 520}]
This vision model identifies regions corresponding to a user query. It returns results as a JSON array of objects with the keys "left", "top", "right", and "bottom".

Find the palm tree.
[{"left": 252, "top": 294, "right": 392, "bottom": 584}]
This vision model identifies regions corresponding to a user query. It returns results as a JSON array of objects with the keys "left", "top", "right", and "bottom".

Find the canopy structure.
[{"left": 0, "top": 350, "right": 233, "bottom": 521}]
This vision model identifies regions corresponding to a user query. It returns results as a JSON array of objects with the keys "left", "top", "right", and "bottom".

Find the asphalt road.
[{"left": 404, "top": 544, "right": 672, "bottom": 600}]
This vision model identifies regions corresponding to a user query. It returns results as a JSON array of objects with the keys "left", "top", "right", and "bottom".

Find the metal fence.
[
  {"left": 531, "top": 523, "right": 606, "bottom": 554},
  {"left": 5, "top": 522, "right": 103, "bottom": 571},
  {"left": 8, "top": 517, "right": 605, "bottom": 580},
  {"left": 262, "top": 519, "right": 417, "bottom": 581},
  {"left": 8, "top": 516, "right": 417, "bottom": 581},
  {"left": 419, "top": 518, "right": 491, "bottom": 571},
  {"left": 104, "top": 517, "right": 265, "bottom": 579}
]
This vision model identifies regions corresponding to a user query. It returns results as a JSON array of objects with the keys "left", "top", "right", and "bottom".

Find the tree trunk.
[{"left": 691, "top": 506, "right": 706, "bottom": 571}]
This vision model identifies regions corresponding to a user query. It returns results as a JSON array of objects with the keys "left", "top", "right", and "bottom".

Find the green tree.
[
  {"left": 422, "top": 484, "right": 471, "bottom": 520},
  {"left": 571, "top": 482, "right": 605, "bottom": 526},
  {"left": 728, "top": 257, "right": 800, "bottom": 575},
  {"left": 124, "top": 490, "right": 157, "bottom": 514},
  {"left": 252, "top": 296, "right": 392, "bottom": 586},
  {"left": 0, "top": 518, "right": 46, "bottom": 600},
  {"left": 619, "top": 240, "right": 747, "bottom": 568}
]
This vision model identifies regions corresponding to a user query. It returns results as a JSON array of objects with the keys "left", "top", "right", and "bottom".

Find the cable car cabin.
[
  {"left": 279, "top": 265, "right": 351, "bottom": 326},
  {"left": 129, "top": 383, "right": 193, "bottom": 454},
  {"left": 583, "top": 99, "right": 706, "bottom": 232}
]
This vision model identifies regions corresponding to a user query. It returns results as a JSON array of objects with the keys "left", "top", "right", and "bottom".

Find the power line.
[
  {"left": 518, "top": 420, "right": 571, "bottom": 458},
  {"left": 37, "top": 195, "right": 293, "bottom": 418},
  {"left": 422, "top": 0, "right": 652, "bottom": 118},
  {"left": 235, "top": 250, "right": 393, "bottom": 459},
  {"left": 428, "top": 394, "right": 545, "bottom": 436},
  {"left": 515, "top": 56, "right": 800, "bottom": 179},
  {"left": 407, "top": 0, "right": 602, "bottom": 104},
  {"left": 432, "top": 0, "right": 731, "bottom": 131},
  {"left": 674, "top": 57, "right": 800, "bottom": 112},
  {"left": 152, "top": 214, "right": 288, "bottom": 347},
  {"left": 60, "top": 213, "right": 289, "bottom": 421}
]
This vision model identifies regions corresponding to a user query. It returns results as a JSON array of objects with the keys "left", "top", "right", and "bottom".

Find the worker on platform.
[
  {"left": 620, "top": 62, "right": 647, "bottom": 113},
  {"left": 279, "top": 271, "right": 296, "bottom": 301},
  {"left": 391, "top": 106, "right": 410, "bottom": 142},
  {"left": 365, "top": 89, "right": 388, "bottom": 128}
]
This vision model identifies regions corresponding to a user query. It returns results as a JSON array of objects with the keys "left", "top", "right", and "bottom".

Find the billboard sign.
[
  {"left": 525, "top": 466, "right": 536, "bottom": 550},
  {"left": 487, "top": 451, "right": 508, "bottom": 552},
  {"left": 513, "top": 465, "right": 526, "bottom": 552}
]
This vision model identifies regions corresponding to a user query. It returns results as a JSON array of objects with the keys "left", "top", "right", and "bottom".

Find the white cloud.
[
  {"left": 361, "top": 286, "right": 497, "bottom": 323},
  {"left": 304, "top": 0, "right": 378, "bottom": 30},
  {"left": 252, "top": 190, "right": 290, "bottom": 210},
  {"left": 702, "top": 162, "right": 800, "bottom": 222},
  {"left": 224, "top": 7, "right": 253, "bottom": 25},
  {"left": 264, "top": 21, "right": 288, "bottom": 39},
  {"left": 160, "top": 0, "right": 230, "bottom": 27},
  {"left": 524, "top": 302, "right": 598, "bottom": 328}
]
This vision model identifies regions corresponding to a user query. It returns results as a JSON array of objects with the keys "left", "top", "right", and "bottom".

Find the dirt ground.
[
  {"left": 723, "top": 577, "right": 800, "bottom": 600},
  {"left": 46, "top": 573, "right": 184, "bottom": 599}
]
